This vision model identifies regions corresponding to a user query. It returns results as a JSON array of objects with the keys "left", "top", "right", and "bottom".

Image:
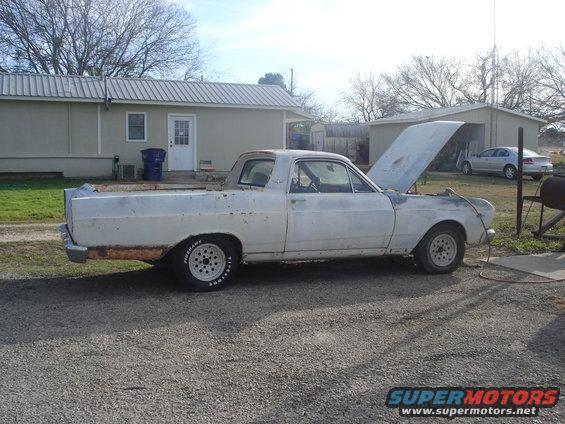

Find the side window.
[
  {"left": 238, "top": 159, "right": 275, "bottom": 187},
  {"left": 496, "top": 149, "right": 509, "bottom": 157},
  {"left": 348, "top": 168, "right": 374, "bottom": 193},
  {"left": 290, "top": 161, "right": 352, "bottom": 194},
  {"left": 479, "top": 149, "right": 495, "bottom": 158}
]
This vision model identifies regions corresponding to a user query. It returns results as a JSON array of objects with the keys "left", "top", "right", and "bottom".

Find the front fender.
[{"left": 386, "top": 192, "right": 495, "bottom": 253}]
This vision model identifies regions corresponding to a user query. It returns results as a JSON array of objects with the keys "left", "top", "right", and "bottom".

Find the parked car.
[
  {"left": 461, "top": 147, "right": 553, "bottom": 180},
  {"left": 60, "top": 122, "right": 496, "bottom": 291}
]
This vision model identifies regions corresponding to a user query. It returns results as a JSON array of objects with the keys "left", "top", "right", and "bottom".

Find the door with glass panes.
[{"left": 168, "top": 114, "right": 195, "bottom": 170}]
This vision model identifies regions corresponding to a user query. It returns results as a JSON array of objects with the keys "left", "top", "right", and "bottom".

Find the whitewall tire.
[{"left": 173, "top": 236, "right": 239, "bottom": 291}]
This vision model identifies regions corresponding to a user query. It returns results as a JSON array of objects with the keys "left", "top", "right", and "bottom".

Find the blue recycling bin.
[{"left": 141, "top": 148, "right": 166, "bottom": 181}]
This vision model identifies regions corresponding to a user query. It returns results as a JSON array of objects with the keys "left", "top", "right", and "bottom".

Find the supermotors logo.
[{"left": 385, "top": 387, "right": 560, "bottom": 419}]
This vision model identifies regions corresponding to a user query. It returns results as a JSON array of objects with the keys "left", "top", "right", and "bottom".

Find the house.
[
  {"left": 367, "top": 103, "right": 547, "bottom": 168},
  {"left": 0, "top": 73, "right": 310, "bottom": 177},
  {"left": 310, "top": 122, "right": 369, "bottom": 163}
]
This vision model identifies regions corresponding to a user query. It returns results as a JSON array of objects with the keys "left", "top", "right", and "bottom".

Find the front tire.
[
  {"left": 461, "top": 161, "right": 472, "bottom": 175},
  {"left": 414, "top": 223, "right": 465, "bottom": 274},
  {"left": 173, "top": 236, "right": 239, "bottom": 291},
  {"left": 504, "top": 164, "right": 517, "bottom": 180}
]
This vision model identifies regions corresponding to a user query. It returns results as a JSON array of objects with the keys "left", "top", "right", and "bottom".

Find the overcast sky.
[{"left": 182, "top": 0, "right": 564, "bottom": 107}]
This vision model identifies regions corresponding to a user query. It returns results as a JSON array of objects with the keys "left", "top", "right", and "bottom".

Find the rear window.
[
  {"left": 238, "top": 159, "right": 275, "bottom": 187},
  {"left": 508, "top": 147, "right": 539, "bottom": 157}
]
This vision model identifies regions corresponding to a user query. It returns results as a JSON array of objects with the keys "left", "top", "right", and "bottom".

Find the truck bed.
[{"left": 91, "top": 182, "right": 221, "bottom": 192}]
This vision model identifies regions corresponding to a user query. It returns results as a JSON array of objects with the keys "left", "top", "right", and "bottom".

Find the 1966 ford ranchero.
[{"left": 60, "top": 121, "right": 495, "bottom": 291}]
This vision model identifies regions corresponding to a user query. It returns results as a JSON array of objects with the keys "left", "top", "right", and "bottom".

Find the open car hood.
[{"left": 366, "top": 121, "right": 465, "bottom": 192}]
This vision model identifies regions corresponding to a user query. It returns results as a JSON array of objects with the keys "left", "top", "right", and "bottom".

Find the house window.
[{"left": 126, "top": 112, "right": 147, "bottom": 142}]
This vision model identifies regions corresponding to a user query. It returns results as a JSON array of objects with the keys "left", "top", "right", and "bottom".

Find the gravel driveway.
[{"left": 0, "top": 259, "right": 563, "bottom": 423}]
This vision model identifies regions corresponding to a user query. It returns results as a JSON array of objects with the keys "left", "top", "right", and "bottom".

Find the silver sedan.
[{"left": 461, "top": 147, "right": 553, "bottom": 180}]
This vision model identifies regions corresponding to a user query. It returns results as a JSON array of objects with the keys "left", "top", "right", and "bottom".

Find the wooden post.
[{"left": 516, "top": 127, "right": 524, "bottom": 236}]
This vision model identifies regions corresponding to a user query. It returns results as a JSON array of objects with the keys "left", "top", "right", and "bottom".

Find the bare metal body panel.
[
  {"left": 62, "top": 146, "right": 495, "bottom": 263},
  {"left": 367, "top": 121, "right": 465, "bottom": 192}
]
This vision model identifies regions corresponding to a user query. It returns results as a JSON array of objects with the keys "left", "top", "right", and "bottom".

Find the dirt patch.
[{"left": 0, "top": 223, "right": 61, "bottom": 243}]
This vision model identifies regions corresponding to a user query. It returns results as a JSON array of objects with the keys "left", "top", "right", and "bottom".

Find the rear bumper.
[
  {"left": 522, "top": 164, "right": 553, "bottom": 174},
  {"left": 59, "top": 224, "right": 88, "bottom": 263}
]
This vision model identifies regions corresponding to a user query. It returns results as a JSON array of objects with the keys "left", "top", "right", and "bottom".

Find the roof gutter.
[{"left": 0, "top": 95, "right": 303, "bottom": 112}]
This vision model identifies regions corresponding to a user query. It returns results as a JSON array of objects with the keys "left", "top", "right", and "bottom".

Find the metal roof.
[
  {"left": 0, "top": 73, "right": 301, "bottom": 109},
  {"left": 366, "top": 103, "right": 547, "bottom": 125},
  {"left": 315, "top": 122, "right": 369, "bottom": 138}
]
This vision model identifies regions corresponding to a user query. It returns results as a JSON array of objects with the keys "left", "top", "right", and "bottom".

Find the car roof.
[
  {"left": 483, "top": 147, "right": 539, "bottom": 156},
  {"left": 239, "top": 149, "right": 351, "bottom": 162}
]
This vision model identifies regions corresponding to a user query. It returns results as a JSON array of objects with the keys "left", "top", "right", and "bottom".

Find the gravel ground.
[
  {"left": 0, "top": 223, "right": 60, "bottom": 242},
  {"left": 0, "top": 259, "right": 563, "bottom": 423}
]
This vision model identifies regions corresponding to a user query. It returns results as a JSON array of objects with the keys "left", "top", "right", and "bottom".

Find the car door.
[
  {"left": 490, "top": 148, "right": 511, "bottom": 173},
  {"left": 472, "top": 148, "right": 496, "bottom": 172},
  {"left": 285, "top": 159, "right": 395, "bottom": 252}
]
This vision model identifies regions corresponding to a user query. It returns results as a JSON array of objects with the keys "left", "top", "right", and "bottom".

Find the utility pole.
[
  {"left": 489, "top": 0, "right": 498, "bottom": 147},
  {"left": 290, "top": 67, "right": 294, "bottom": 96}
]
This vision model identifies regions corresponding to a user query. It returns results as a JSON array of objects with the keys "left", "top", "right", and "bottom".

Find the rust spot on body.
[{"left": 87, "top": 246, "right": 166, "bottom": 260}]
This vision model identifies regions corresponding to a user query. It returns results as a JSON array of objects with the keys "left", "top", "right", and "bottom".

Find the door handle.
[{"left": 291, "top": 198, "right": 306, "bottom": 203}]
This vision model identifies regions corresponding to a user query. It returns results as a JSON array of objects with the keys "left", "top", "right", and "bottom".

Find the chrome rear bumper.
[{"left": 59, "top": 224, "right": 88, "bottom": 263}]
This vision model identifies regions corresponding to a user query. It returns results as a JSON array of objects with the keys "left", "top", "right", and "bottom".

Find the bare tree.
[
  {"left": 497, "top": 51, "right": 540, "bottom": 112},
  {"left": 457, "top": 51, "right": 495, "bottom": 104},
  {"left": 342, "top": 72, "right": 403, "bottom": 122},
  {"left": 385, "top": 55, "right": 463, "bottom": 109},
  {"left": 537, "top": 46, "right": 565, "bottom": 123},
  {"left": 0, "top": 0, "right": 203, "bottom": 78},
  {"left": 344, "top": 50, "right": 562, "bottom": 123}
]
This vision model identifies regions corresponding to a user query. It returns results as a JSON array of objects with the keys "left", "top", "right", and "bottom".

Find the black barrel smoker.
[{"left": 523, "top": 175, "right": 565, "bottom": 240}]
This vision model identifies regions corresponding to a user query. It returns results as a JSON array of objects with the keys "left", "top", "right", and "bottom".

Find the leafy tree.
[{"left": 258, "top": 72, "right": 287, "bottom": 90}]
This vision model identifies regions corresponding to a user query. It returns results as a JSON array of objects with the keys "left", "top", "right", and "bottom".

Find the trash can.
[{"left": 141, "top": 148, "right": 166, "bottom": 181}]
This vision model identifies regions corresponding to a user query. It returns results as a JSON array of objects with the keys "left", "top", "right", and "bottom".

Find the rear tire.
[
  {"left": 503, "top": 164, "right": 517, "bottom": 180},
  {"left": 461, "top": 161, "right": 472, "bottom": 175},
  {"left": 173, "top": 236, "right": 239, "bottom": 291},
  {"left": 532, "top": 174, "right": 543, "bottom": 181},
  {"left": 414, "top": 223, "right": 465, "bottom": 274}
]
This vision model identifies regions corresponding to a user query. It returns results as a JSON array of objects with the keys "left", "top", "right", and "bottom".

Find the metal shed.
[
  {"left": 310, "top": 122, "right": 369, "bottom": 163},
  {"left": 366, "top": 103, "right": 547, "bottom": 166}
]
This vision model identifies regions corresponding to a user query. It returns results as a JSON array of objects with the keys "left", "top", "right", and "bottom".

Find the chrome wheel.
[
  {"left": 462, "top": 162, "right": 471, "bottom": 175},
  {"left": 188, "top": 243, "right": 226, "bottom": 282},
  {"left": 429, "top": 234, "right": 457, "bottom": 267},
  {"left": 504, "top": 165, "right": 516, "bottom": 180}
]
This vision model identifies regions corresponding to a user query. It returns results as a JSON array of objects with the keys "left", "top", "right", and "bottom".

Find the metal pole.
[
  {"left": 290, "top": 67, "right": 294, "bottom": 96},
  {"left": 516, "top": 127, "right": 524, "bottom": 236}
]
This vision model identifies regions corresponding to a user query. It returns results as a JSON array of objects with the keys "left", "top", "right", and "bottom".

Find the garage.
[{"left": 367, "top": 103, "right": 547, "bottom": 168}]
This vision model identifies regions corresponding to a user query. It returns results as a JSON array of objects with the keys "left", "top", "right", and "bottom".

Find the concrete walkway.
[
  {"left": 490, "top": 252, "right": 565, "bottom": 280},
  {"left": 0, "top": 223, "right": 61, "bottom": 243}
]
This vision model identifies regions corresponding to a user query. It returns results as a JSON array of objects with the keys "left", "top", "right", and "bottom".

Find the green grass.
[
  {"left": 418, "top": 173, "right": 564, "bottom": 254},
  {"left": 0, "top": 178, "right": 108, "bottom": 223},
  {"left": 0, "top": 240, "right": 150, "bottom": 278}
]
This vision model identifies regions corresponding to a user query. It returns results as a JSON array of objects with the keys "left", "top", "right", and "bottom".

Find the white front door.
[
  {"left": 285, "top": 160, "right": 395, "bottom": 252},
  {"left": 168, "top": 115, "right": 195, "bottom": 170}
]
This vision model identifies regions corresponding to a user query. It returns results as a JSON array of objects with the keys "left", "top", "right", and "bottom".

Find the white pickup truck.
[{"left": 61, "top": 122, "right": 495, "bottom": 291}]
